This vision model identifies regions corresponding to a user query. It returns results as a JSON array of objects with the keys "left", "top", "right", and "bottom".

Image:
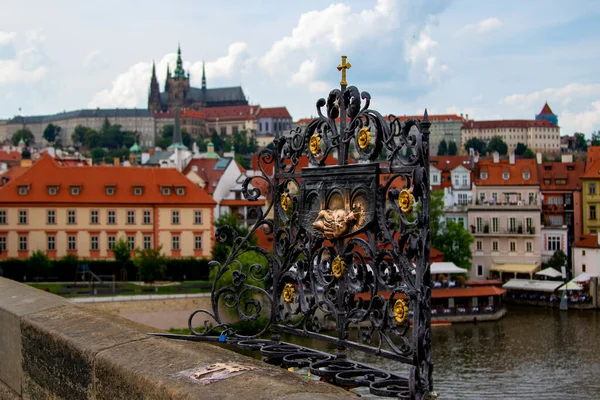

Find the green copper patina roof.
[
  {"left": 18, "top": 138, "right": 25, "bottom": 145},
  {"left": 172, "top": 44, "right": 186, "bottom": 79},
  {"left": 129, "top": 141, "right": 141, "bottom": 153}
]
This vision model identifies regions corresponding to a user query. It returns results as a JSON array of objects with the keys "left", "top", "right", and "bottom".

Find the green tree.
[
  {"left": 157, "top": 124, "right": 191, "bottom": 149},
  {"left": 574, "top": 132, "right": 587, "bottom": 151},
  {"left": 464, "top": 137, "right": 487, "bottom": 155},
  {"left": 437, "top": 139, "right": 448, "bottom": 156},
  {"left": 592, "top": 131, "right": 600, "bottom": 146},
  {"left": 430, "top": 190, "right": 445, "bottom": 243},
  {"left": 523, "top": 148, "right": 536, "bottom": 159},
  {"left": 448, "top": 140, "right": 458, "bottom": 156},
  {"left": 514, "top": 143, "right": 528, "bottom": 156},
  {"left": 487, "top": 136, "right": 508, "bottom": 156},
  {"left": 11, "top": 128, "right": 34, "bottom": 146},
  {"left": 90, "top": 147, "right": 106, "bottom": 164},
  {"left": 433, "top": 220, "right": 474, "bottom": 270},
  {"left": 212, "top": 213, "right": 257, "bottom": 262},
  {"left": 122, "top": 131, "right": 136, "bottom": 148},
  {"left": 43, "top": 123, "right": 61, "bottom": 143},
  {"left": 113, "top": 237, "right": 131, "bottom": 266},
  {"left": 72, "top": 125, "right": 88, "bottom": 145},
  {"left": 546, "top": 250, "right": 567, "bottom": 271},
  {"left": 84, "top": 128, "right": 102, "bottom": 149},
  {"left": 235, "top": 153, "right": 251, "bottom": 170},
  {"left": 133, "top": 246, "right": 167, "bottom": 283},
  {"left": 28, "top": 250, "right": 52, "bottom": 279}
]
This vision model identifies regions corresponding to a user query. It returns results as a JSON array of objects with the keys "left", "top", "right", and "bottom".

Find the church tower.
[
  {"left": 148, "top": 61, "right": 162, "bottom": 113},
  {"left": 167, "top": 44, "right": 190, "bottom": 110}
]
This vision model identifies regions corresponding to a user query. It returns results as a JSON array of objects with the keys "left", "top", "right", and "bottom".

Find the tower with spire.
[
  {"left": 148, "top": 61, "right": 161, "bottom": 113},
  {"left": 536, "top": 102, "right": 558, "bottom": 126}
]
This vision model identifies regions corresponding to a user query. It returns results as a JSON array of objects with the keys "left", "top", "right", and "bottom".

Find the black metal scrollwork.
[{"left": 156, "top": 58, "right": 433, "bottom": 399}]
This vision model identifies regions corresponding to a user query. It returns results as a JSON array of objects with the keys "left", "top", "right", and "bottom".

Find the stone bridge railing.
[{"left": 0, "top": 278, "right": 352, "bottom": 400}]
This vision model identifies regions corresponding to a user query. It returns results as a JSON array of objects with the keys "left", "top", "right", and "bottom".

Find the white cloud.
[
  {"left": 460, "top": 17, "right": 502, "bottom": 35},
  {"left": 83, "top": 49, "right": 107, "bottom": 69},
  {"left": 405, "top": 29, "right": 447, "bottom": 83},
  {"left": 187, "top": 42, "right": 251, "bottom": 83},
  {"left": 562, "top": 101, "right": 600, "bottom": 135},
  {"left": 501, "top": 83, "right": 600, "bottom": 109},
  {"left": 0, "top": 31, "right": 49, "bottom": 85}
]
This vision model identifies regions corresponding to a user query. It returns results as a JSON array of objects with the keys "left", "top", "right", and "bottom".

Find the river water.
[{"left": 275, "top": 306, "right": 600, "bottom": 399}]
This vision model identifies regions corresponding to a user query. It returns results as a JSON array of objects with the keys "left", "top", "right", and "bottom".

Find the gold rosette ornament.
[
  {"left": 398, "top": 189, "right": 414, "bottom": 213},
  {"left": 280, "top": 193, "right": 292, "bottom": 212},
  {"left": 331, "top": 256, "right": 346, "bottom": 278},
  {"left": 309, "top": 134, "right": 321, "bottom": 156},
  {"left": 393, "top": 299, "right": 409, "bottom": 324},
  {"left": 283, "top": 283, "right": 295, "bottom": 303},
  {"left": 357, "top": 127, "right": 371, "bottom": 150}
]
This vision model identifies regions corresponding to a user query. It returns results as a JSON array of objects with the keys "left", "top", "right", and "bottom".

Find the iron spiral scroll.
[{"left": 158, "top": 59, "right": 434, "bottom": 399}]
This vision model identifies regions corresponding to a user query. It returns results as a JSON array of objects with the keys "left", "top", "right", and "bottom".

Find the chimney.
[
  {"left": 207, "top": 142, "right": 215, "bottom": 154},
  {"left": 561, "top": 154, "right": 573, "bottom": 163},
  {"left": 465, "top": 114, "right": 469, "bottom": 121},
  {"left": 493, "top": 151, "right": 499, "bottom": 164},
  {"left": 460, "top": 113, "right": 464, "bottom": 119},
  {"left": 114, "top": 157, "right": 120, "bottom": 166},
  {"left": 536, "top": 152, "right": 542, "bottom": 164},
  {"left": 509, "top": 152, "right": 515, "bottom": 165}
]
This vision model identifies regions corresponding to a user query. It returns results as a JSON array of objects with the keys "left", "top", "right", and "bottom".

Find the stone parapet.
[{"left": 0, "top": 278, "right": 353, "bottom": 399}]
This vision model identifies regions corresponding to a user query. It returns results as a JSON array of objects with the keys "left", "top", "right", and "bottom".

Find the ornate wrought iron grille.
[{"left": 155, "top": 57, "right": 433, "bottom": 399}]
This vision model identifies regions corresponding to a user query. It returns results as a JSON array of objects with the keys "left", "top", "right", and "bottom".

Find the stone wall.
[{"left": 0, "top": 278, "right": 352, "bottom": 399}]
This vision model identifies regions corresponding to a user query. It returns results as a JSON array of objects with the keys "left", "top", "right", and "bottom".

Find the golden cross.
[{"left": 337, "top": 56, "right": 351, "bottom": 87}]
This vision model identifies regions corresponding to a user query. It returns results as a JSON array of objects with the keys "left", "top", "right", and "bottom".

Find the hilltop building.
[{"left": 535, "top": 102, "right": 558, "bottom": 126}]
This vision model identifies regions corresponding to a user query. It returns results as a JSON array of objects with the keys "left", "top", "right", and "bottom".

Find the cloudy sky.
[{"left": 1, "top": 0, "right": 599, "bottom": 136}]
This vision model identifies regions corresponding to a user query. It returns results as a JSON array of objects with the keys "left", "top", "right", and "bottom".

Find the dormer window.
[
  {"left": 105, "top": 186, "right": 116, "bottom": 196},
  {"left": 70, "top": 186, "right": 81, "bottom": 196},
  {"left": 162, "top": 187, "right": 171, "bottom": 196},
  {"left": 523, "top": 172, "right": 530, "bottom": 180},
  {"left": 48, "top": 186, "right": 59, "bottom": 195},
  {"left": 134, "top": 186, "right": 144, "bottom": 196},
  {"left": 544, "top": 179, "right": 550, "bottom": 185},
  {"left": 502, "top": 172, "right": 510, "bottom": 180},
  {"left": 175, "top": 187, "right": 186, "bottom": 196},
  {"left": 18, "top": 185, "right": 29, "bottom": 195},
  {"left": 480, "top": 172, "right": 488, "bottom": 180}
]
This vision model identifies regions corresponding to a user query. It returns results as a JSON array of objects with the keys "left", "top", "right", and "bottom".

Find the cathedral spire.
[
  {"left": 202, "top": 60, "right": 207, "bottom": 91},
  {"left": 173, "top": 43, "right": 186, "bottom": 79},
  {"left": 151, "top": 60, "right": 156, "bottom": 79},
  {"left": 148, "top": 60, "right": 161, "bottom": 112},
  {"left": 168, "top": 106, "right": 187, "bottom": 150}
]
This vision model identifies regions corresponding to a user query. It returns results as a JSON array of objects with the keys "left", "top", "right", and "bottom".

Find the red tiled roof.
[
  {"left": 583, "top": 147, "right": 600, "bottom": 177},
  {"left": 0, "top": 167, "right": 28, "bottom": 186},
  {"left": 0, "top": 155, "right": 215, "bottom": 205},
  {"left": 154, "top": 109, "right": 206, "bottom": 119},
  {"left": 220, "top": 199, "right": 266, "bottom": 207},
  {"left": 475, "top": 158, "right": 539, "bottom": 186},
  {"left": 431, "top": 247, "right": 444, "bottom": 262},
  {"left": 539, "top": 102, "right": 555, "bottom": 115},
  {"left": 183, "top": 158, "right": 227, "bottom": 195},
  {"left": 203, "top": 105, "right": 261, "bottom": 122},
  {"left": 294, "top": 118, "right": 313, "bottom": 125},
  {"left": 573, "top": 235, "right": 600, "bottom": 249},
  {"left": 355, "top": 286, "right": 506, "bottom": 301},
  {"left": 463, "top": 119, "right": 557, "bottom": 129},
  {"left": 389, "top": 114, "right": 463, "bottom": 122},
  {"left": 0, "top": 150, "right": 21, "bottom": 162},
  {"left": 538, "top": 162, "right": 585, "bottom": 191},
  {"left": 465, "top": 280, "right": 503, "bottom": 286},
  {"left": 430, "top": 156, "right": 471, "bottom": 172},
  {"left": 257, "top": 107, "right": 291, "bottom": 119}
]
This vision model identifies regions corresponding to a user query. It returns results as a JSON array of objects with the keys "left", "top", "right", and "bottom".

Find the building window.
[
  {"left": 19, "top": 210, "right": 28, "bottom": 225},
  {"left": 143, "top": 235, "right": 152, "bottom": 250},
  {"left": 108, "top": 235, "right": 116, "bottom": 250},
  {"left": 589, "top": 183, "right": 596, "bottom": 195},
  {"left": 90, "top": 210, "right": 99, "bottom": 224},
  {"left": 0, "top": 237, "right": 6, "bottom": 252},
  {"left": 526, "top": 217, "right": 533, "bottom": 232},
  {"left": 523, "top": 171, "right": 530, "bottom": 180},
  {"left": 458, "top": 193, "right": 468, "bottom": 204},
  {"left": 479, "top": 192, "right": 486, "bottom": 203},
  {"left": 71, "top": 187, "right": 80, "bottom": 195},
  {"left": 590, "top": 205, "right": 596, "bottom": 220},
  {"left": 19, "top": 236, "right": 27, "bottom": 251},
  {"left": 134, "top": 187, "right": 143, "bottom": 196},
  {"left": 195, "top": 235, "right": 202, "bottom": 250},
  {"left": 108, "top": 210, "right": 116, "bottom": 224},
  {"left": 547, "top": 236, "right": 561, "bottom": 251},
  {"left": 127, "top": 210, "right": 135, "bottom": 225},
  {"left": 172, "top": 210, "right": 180, "bottom": 224},
  {"left": 176, "top": 187, "right": 186, "bottom": 196},
  {"left": 143, "top": 210, "right": 152, "bottom": 224},
  {"left": 565, "top": 194, "right": 572, "bottom": 206},
  {"left": 220, "top": 126, "right": 226, "bottom": 136},
  {"left": 549, "top": 215, "right": 563, "bottom": 226},
  {"left": 491, "top": 192, "right": 498, "bottom": 203},
  {"left": 0, "top": 210, "right": 5, "bottom": 224},
  {"left": 18, "top": 186, "right": 28, "bottom": 195},
  {"left": 476, "top": 240, "right": 482, "bottom": 251},
  {"left": 462, "top": 175, "right": 468, "bottom": 186},
  {"left": 91, "top": 236, "right": 99, "bottom": 251},
  {"left": 47, "top": 236, "right": 56, "bottom": 251},
  {"left": 509, "top": 217, "right": 516, "bottom": 232},
  {"left": 526, "top": 242, "right": 532, "bottom": 252},
  {"left": 502, "top": 172, "right": 509, "bottom": 180},
  {"left": 509, "top": 241, "right": 516, "bottom": 252},
  {"left": 194, "top": 210, "right": 202, "bottom": 225},
  {"left": 583, "top": 250, "right": 586, "bottom": 256},
  {"left": 172, "top": 235, "right": 180, "bottom": 250},
  {"left": 477, "top": 265, "right": 483, "bottom": 276},
  {"left": 162, "top": 187, "right": 171, "bottom": 196},
  {"left": 476, "top": 217, "right": 483, "bottom": 232},
  {"left": 47, "top": 210, "right": 56, "bottom": 225},
  {"left": 232, "top": 126, "right": 239, "bottom": 135},
  {"left": 68, "top": 210, "right": 76, "bottom": 224},
  {"left": 492, "top": 241, "right": 498, "bottom": 252},
  {"left": 128, "top": 236, "right": 135, "bottom": 250},
  {"left": 106, "top": 186, "right": 115, "bottom": 196},
  {"left": 583, "top": 264, "right": 586, "bottom": 273},
  {"left": 265, "top": 122, "right": 269, "bottom": 132},
  {"left": 48, "top": 186, "right": 58, "bottom": 195},
  {"left": 492, "top": 217, "right": 499, "bottom": 233},
  {"left": 529, "top": 193, "right": 535, "bottom": 205},
  {"left": 432, "top": 174, "right": 438, "bottom": 184},
  {"left": 68, "top": 235, "right": 76, "bottom": 251}
]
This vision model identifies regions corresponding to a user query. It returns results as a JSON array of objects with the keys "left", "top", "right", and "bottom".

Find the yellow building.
[
  {"left": 581, "top": 147, "right": 600, "bottom": 235},
  {"left": 0, "top": 155, "right": 216, "bottom": 260}
]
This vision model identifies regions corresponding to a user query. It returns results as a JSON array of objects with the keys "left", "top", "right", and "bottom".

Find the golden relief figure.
[
  {"left": 331, "top": 256, "right": 346, "bottom": 279},
  {"left": 309, "top": 134, "right": 321, "bottom": 156},
  {"left": 357, "top": 127, "right": 371, "bottom": 150},
  {"left": 398, "top": 189, "right": 414, "bottom": 213},
  {"left": 283, "top": 283, "right": 295, "bottom": 303},
  {"left": 393, "top": 299, "right": 408, "bottom": 324},
  {"left": 312, "top": 203, "right": 364, "bottom": 239}
]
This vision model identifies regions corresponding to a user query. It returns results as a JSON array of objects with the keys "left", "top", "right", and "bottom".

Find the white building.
[{"left": 573, "top": 235, "right": 600, "bottom": 277}]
